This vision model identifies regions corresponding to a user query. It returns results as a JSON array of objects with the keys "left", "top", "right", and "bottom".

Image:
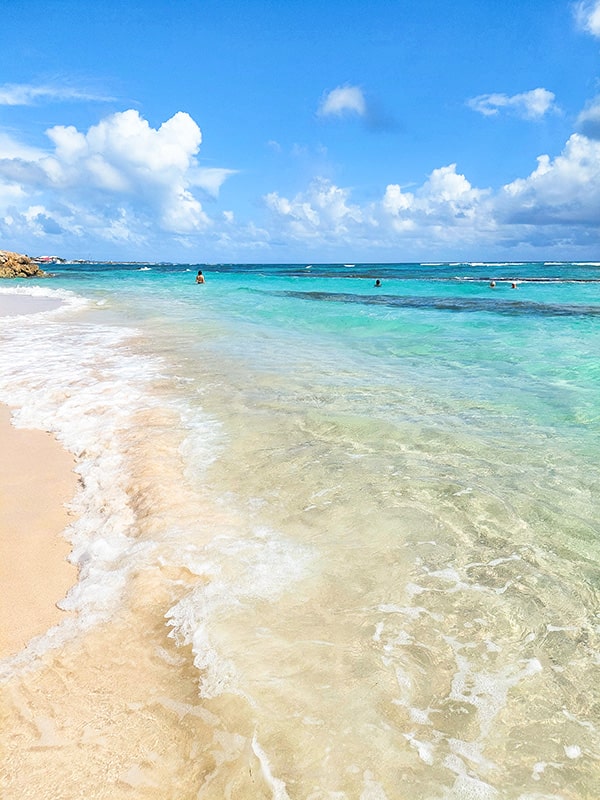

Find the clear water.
[{"left": 0, "top": 262, "right": 598, "bottom": 799}]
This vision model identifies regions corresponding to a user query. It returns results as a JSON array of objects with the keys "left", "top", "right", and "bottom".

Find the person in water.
[
  {"left": 490, "top": 281, "right": 496, "bottom": 288},
  {"left": 196, "top": 270, "right": 205, "bottom": 284},
  {"left": 374, "top": 279, "right": 381, "bottom": 287}
]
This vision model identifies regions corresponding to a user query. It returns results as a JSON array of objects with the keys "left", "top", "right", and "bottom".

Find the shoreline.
[
  {"left": 0, "top": 291, "right": 63, "bottom": 317},
  {"left": 0, "top": 405, "right": 79, "bottom": 658},
  {"left": 0, "top": 289, "right": 78, "bottom": 659}
]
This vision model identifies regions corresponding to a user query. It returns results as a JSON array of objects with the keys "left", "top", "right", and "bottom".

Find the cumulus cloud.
[
  {"left": 0, "top": 181, "right": 28, "bottom": 213},
  {"left": 263, "top": 131, "right": 600, "bottom": 255},
  {"left": 0, "top": 82, "right": 114, "bottom": 105},
  {"left": 263, "top": 165, "right": 493, "bottom": 250},
  {"left": 574, "top": 1, "right": 600, "bottom": 36},
  {"left": 318, "top": 86, "right": 367, "bottom": 117},
  {"left": 382, "top": 166, "right": 489, "bottom": 224},
  {"left": 40, "top": 109, "right": 210, "bottom": 231},
  {"left": 499, "top": 133, "right": 600, "bottom": 224},
  {"left": 264, "top": 177, "right": 363, "bottom": 240},
  {"left": 0, "top": 109, "right": 238, "bottom": 241},
  {"left": 468, "top": 88, "right": 557, "bottom": 119},
  {"left": 380, "top": 165, "right": 492, "bottom": 244},
  {"left": 576, "top": 96, "right": 600, "bottom": 139},
  {"left": 3, "top": 102, "right": 600, "bottom": 259}
]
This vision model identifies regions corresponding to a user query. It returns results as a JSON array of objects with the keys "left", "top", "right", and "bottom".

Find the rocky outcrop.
[{"left": 0, "top": 250, "right": 46, "bottom": 278}]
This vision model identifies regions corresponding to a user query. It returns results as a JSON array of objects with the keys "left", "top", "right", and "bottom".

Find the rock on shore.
[{"left": 0, "top": 250, "right": 46, "bottom": 278}]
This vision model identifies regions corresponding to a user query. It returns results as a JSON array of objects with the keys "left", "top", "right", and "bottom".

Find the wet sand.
[
  {"left": 0, "top": 292, "right": 63, "bottom": 317},
  {"left": 0, "top": 291, "right": 78, "bottom": 658},
  {"left": 0, "top": 404, "right": 78, "bottom": 657}
]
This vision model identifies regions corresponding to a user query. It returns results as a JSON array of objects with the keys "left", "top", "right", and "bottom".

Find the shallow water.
[{"left": 0, "top": 263, "right": 599, "bottom": 799}]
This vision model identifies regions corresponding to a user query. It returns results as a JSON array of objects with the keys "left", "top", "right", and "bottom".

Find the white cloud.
[
  {"left": 0, "top": 180, "right": 27, "bottom": 213},
  {"left": 382, "top": 184, "right": 413, "bottom": 215},
  {"left": 576, "top": 96, "right": 600, "bottom": 139},
  {"left": 43, "top": 109, "right": 210, "bottom": 232},
  {"left": 72, "top": 109, "right": 202, "bottom": 175},
  {"left": 0, "top": 82, "right": 114, "bottom": 106},
  {"left": 0, "top": 132, "right": 45, "bottom": 161},
  {"left": 382, "top": 165, "right": 488, "bottom": 222},
  {"left": 574, "top": 1, "right": 600, "bottom": 36},
  {"left": 468, "top": 88, "right": 557, "bottom": 119},
  {"left": 0, "top": 109, "right": 231, "bottom": 239},
  {"left": 318, "top": 86, "right": 366, "bottom": 117},
  {"left": 499, "top": 133, "right": 600, "bottom": 223},
  {"left": 420, "top": 164, "right": 486, "bottom": 209},
  {"left": 2, "top": 102, "right": 600, "bottom": 259},
  {"left": 379, "top": 165, "right": 491, "bottom": 243},
  {"left": 263, "top": 166, "right": 491, "bottom": 249},
  {"left": 263, "top": 133, "right": 600, "bottom": 255},
  {"left": 22, "top": 205, "right": 75, "bottom": 237},
  {"left": 190, "top": 166, "right": 237, "bottom": 197},
  {"left": 265, "top": 177, "right": 363, "bottom": 240}
]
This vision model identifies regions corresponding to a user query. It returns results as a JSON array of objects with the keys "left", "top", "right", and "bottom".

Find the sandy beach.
[
  {"left": 1, "top": 271, "right": 599, "bottom": 798},
  {"left": 0, "top": 294, "right": 78, "bottom": 659},
  {"left": 0, "top": 292, "right": 63, "bottom": 317}
]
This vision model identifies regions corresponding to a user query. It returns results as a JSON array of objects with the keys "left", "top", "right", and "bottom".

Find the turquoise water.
[{"left": 1, "top": 262, "right": 599, "bottom": 799}]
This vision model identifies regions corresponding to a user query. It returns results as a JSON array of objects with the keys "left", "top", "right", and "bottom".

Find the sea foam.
[{"left": 0, "top": 289, "right": 199, "bottom": 672}]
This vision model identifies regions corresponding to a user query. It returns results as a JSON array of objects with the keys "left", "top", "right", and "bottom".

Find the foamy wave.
[
  {"left": 0, "top": 283, "right": 88, "bottom": 310},
  {"left": 0, "top": 298, "right": 203, "bottom": 674},
  {"left": 468, "top": 262, "right": 525, "bottom": 267},
  {"left": 165, "top": 528, "right": 312, "bottom": 699}
]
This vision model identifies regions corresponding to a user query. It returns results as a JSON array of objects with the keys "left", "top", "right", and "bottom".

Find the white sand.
[
  {"left": 0, "top": 290, "right": 78, "bottom": 658},
  {"left": 0, "top": 405, "right": 79, "bottom": 657},
  {"left": 0, "top": 293, "right": 62, "bottom": 316}
]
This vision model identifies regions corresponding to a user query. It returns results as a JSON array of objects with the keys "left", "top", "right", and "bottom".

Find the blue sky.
[{"left": 1, "top": 0, "right": 600, "bottom": 262}]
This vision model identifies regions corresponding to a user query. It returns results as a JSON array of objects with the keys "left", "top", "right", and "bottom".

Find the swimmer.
[
  {"left": 511, "top": 281, "right": 517, "bottom": 289},
  {"left": 490, "top": 281, "right": 496, "bottom": 288},
  {"left": 374, "top": 279, "right": 381, "bottom": 287},
  {"left": 196, "top": 270, "right": 205, "bottom": 284}
]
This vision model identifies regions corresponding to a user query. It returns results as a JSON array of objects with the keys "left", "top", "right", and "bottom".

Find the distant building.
[{"left": 32, "top": 255, "right": 66, "bottom": 264}]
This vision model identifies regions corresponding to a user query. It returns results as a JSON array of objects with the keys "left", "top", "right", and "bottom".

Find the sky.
[{"left": 1, "top": 0, "right": 600, "bottom": 263}]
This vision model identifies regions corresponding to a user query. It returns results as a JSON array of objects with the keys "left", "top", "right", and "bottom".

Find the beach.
[
  {"left": 0, "top": 293, "right": 78, "bottom": 658},
  {"left": 0, "top": 292, "right": 63, "bottom": 318},
  {"left": 0, "top": 404, "right": 78, "bottom": 658},
  {"left": 0, "top": 264, "right": 599, "bottom": 799}
]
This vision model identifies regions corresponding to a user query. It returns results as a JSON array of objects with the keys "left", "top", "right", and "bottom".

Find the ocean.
[{"left": 0, "top": 261, "right": 598, "bottom": 799}]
